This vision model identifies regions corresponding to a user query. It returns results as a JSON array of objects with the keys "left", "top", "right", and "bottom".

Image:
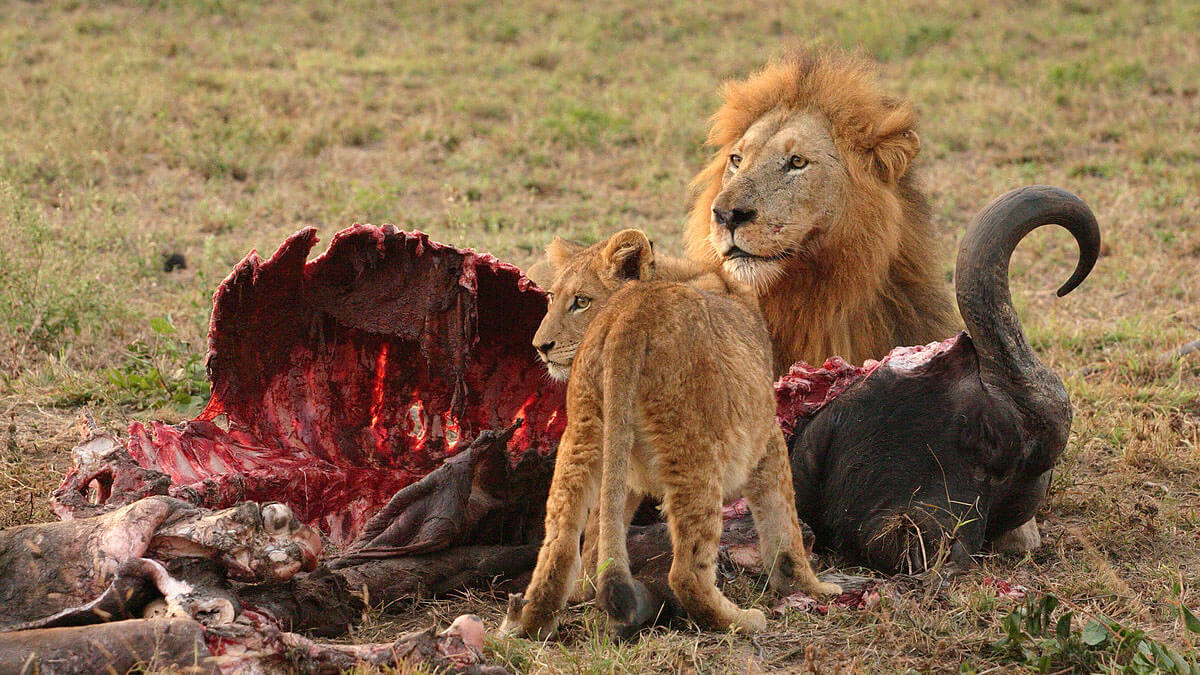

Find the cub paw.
[
  {"left": 599, "top": 576, "right": 662, "bottom": 632},
  {"left": 812, "top": 581, "right": 843, "bottom": 596},
  {"left": 732, "top": 608, "right": 767, "bottom": 633},
  {"left": 597, "top": 576, "right": 640, "bottom": 625},
  {"left": 498, "top": 592, "right": 559, "bottom": 640},
  {"left": 765, "top": 552, "right": 828, "bottom": 596},
  {"left": 497, "top": 593, "right": 527, "bottom": 636}
]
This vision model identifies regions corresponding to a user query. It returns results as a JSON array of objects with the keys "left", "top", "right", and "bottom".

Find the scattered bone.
[
  {"left": 1, "top": 497, "right": 317, "bottom": 630},
  {"left": 52, "top": 429, "right": 172, "bottom": 521},
  {"left": 771, "top": 586, "right": 882, "bottom": 616},
  {"left": 203, "top": 610, "right": 507, "bottom": 674}
]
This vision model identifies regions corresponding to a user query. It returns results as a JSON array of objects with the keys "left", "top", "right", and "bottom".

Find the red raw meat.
[
  {"left": 113, "top": 225, "right": 565, "bottom": 544},
  {"left": 775, "top": 357, "right": 867, "bottom": 436},
  {"left": 775, "top": 336, "right": 962, "bottom": 436}
]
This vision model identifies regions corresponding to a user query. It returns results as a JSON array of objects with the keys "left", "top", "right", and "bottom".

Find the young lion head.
[
  {"left": 684, "top": 47, "right": 956, "bottom": 368},
  {"left": 531, "top": 229, "right": 654, "bottom": 381}
]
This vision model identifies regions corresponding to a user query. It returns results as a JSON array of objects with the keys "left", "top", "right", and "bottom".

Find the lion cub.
[{"left": 501, "top": 229, "right": 839, "bottom": 639}]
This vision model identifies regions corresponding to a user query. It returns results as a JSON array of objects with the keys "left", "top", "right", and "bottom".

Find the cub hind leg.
[
  {"left": 573, "top": 489, "right": 643, "bottom": 604},
  {"left": 593, "top": 381, "right": 659, "bottom": 630},
  {"left": 595, "top": 488, "right": 659, "bottom": 629},
  {"left": 500, "top": 414, "right": 602, "bottom": 638},
  {"left": 744, "top": 432, "right": 841, "bottom": 597},
  {"left": 661, "top": 467, "right": 767, "bottom": 633}
]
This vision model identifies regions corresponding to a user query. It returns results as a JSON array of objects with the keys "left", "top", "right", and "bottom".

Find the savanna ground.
[{"left": 1, "top": 0, "right": 1198, "bottom": 672}]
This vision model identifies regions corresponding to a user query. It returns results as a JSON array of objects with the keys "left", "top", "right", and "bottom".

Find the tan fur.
[
  {"left": 501, "top": 230, "right": 839, "bottom": 639},
  {"left": 684, "top": 47, "right": 958, "bottom": 372}
]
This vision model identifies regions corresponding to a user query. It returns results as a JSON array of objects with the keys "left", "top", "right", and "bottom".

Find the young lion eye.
[
  {"left": 729, "top": 154, "right": 742, "bottom": 169},
  {"left": 570, "top": 296, "right": 591, "bottom": 311},
  {"left": 788, "top": 155, "right": 809, "bottom": 170}
]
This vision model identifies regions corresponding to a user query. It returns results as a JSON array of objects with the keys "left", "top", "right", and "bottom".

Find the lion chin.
[
  {"left": 543, "top": 361, "right": 571, "bottom": 382},
  {"left": 720, "top": 256, "right": 786, "bottom": 294}
]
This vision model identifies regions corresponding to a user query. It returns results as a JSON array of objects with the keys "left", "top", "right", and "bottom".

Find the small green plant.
[
  {"left": 105, "top": 316, "right": 210, "bottom": 412},
  {"left": 993, "top": 592, "right": 1199, "bottom": 673}
]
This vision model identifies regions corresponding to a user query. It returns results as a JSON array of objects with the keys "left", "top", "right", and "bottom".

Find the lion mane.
[{"left": 684, "top": 48, "right": 958, "bottom": 371}]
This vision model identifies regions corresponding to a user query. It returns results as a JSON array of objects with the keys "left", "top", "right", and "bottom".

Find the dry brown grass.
[{"left": 1, "top": 1, "right": 1198, "bottom": 672}]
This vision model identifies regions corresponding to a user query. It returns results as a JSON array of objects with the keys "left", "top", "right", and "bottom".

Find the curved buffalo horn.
[{"left": 955, "top": 185, "right": 1101, "bottom": 473}]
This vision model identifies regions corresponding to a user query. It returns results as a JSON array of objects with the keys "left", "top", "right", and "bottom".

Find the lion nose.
[
  {"left": 536, "top": 341, "right": 555, "bottom": 355},
  {"left": 713, "top": 207, "right": 756, "bottom": 232}
]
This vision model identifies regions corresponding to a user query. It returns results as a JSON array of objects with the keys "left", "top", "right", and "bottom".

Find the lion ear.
[
  {"left": 545, "top": 236, "right": 585, "bottom": 270},
  {"left": 868, "top": 103, "right": 920, "bottom": 183},
  {"left": 601, "top": 229, "right": 654, "bottom": 282},
  {"left": 524, "top": 259, "right": 556, "bottom": 289}
]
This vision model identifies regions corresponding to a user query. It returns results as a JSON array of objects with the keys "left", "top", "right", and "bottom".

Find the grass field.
[{"left": 1, "top": 0, "right": 1198, "bottom": 672}]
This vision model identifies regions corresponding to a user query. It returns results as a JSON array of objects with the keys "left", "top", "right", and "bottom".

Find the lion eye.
[
  {"left": 788, "top": 155, "right": 809, "bottom": 170},
  {"left": 729, "top": 154, "right": 742, "bottom": 170},
  {"left": 570, "top": 296, "right": 591, "bottom": 311}
]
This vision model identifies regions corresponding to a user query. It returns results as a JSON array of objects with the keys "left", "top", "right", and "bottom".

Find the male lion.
[
  {"left": 501, "top": 230, "right": 838, "bottom": 639},
  {"left": 685, "top": 47, "right": 958, "bottom": 371}
]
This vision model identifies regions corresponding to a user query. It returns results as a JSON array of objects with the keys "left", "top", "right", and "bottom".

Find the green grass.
[{"left": 1, "top": 0, "right": 1198, "bottom": 672}]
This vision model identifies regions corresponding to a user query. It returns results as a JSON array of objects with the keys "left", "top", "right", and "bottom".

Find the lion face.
[
  {"left": 707, "top": 110, "right": 846, "bottom": 292},
  {"left": 683, "top": 49, "right": 953, "bottom": 369},
  {"left": 531, "top": 230, "right": 654, "bottom": 380},
  {"left": 532, "top": 251, "right": 604, "bottom": 381}
]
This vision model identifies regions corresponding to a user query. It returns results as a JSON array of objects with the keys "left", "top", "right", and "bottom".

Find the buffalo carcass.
[
  {"left": 787, "top": 186, "right": 1100, "bottom": 574},
  {"left": 29, "top": 186, "right": 1096, "bottom": 644}
]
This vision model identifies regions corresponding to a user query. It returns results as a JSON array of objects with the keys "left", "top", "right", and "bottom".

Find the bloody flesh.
[{"left": 111, "top": 226, "right": 564, "bottom": 544}]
